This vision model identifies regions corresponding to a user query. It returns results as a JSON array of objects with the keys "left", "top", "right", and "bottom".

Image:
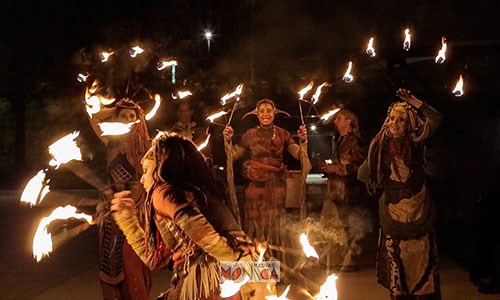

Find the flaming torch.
[
  {"left": 342, "top": 61, "right": 354, "bottom": 83},
  {"left": 298, "top": 81, "right": 314, "bottom": 125},
  {"left": 77, "top": 73, "right": 89, "bottom": 83},
  {"left": 145, "top": 94, "right": 161, "bottom": 120},
  {"left": 403, "top": 29, "right": 411, "bottom": 51},
  {"left": 48, "top": 132, "right": 82, "bottom": 169},
  {"left": 33, "top": 205, "right": 93, "bottom": 262},
  {"left": 299, "top": 233, "right": 319, "bottom": 259},
  {"left": 172, "top": 90, "right": 193, "bottom": 100},
  {"left": 206, "top": 110, "right": 228, "bottom": 125},
  {"left": 221, "top": 84, "right": 244, "bottom": 126},
  {"left": 366, "top": 37, "right": 376, "bottom": 57},
  {"left": 196, "top": 134, "right": 211, "bottom": 151},
  {"left": 314, "top": 274, "right": 338, "bottom": 300},
  {"left": 320, "top": 108, "right": 341, "bottom": 122},
  {"left": 129, "top": 46, "right": 144, "bottom": 58},
  {"left": 452, "top": 74, "right": 464, "bottom": 97},
  {"left": 435, "top": 37, "right": 447, "bottom": 64},
  {"left": 99, "top": 51, "right": 115, "bottom": 63},
  {"left": 20, "top": 170, "right": 50, "bottom": 206},
  {"left": 157, "top": 60, "right": 178, "bottom": 84}
]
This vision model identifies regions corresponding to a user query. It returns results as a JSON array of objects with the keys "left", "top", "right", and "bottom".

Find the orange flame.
[
  {"left": 157, "top": 60, "right": 178, "bottom": 70},
  {"left": 100, "top": 51, "right": 115, "bottom": 62},
  {"left": 220, "top": 275, "right": 250, "bottom": 298},
  {"left": 256, "top": 243, "right": 266, "bottom": 263},
  {"left": 172, "top": 90, "right": 193, "bottom": 99},
  {"left": 206, "top": 111, "right": 228, "bottom": 123},
  {"left": 366, "top": 37, "right": 376, "bottom": 57},
  {"left": 20, "top": 170, "right": 50, "bottom": 206},
  {"left": 342, "top": 62, "right": 354, "bottom": 83},
  {"left": 77, "top": 73, "right": 89, "bottom": 82},
  {"left": 130, "top": 46, "right": 144, "bottom": 58},
  {"left": 33, "top": 205, "right": 93, "bottom": 262},
  {"left": 84, "top": 80, "right": 115, "bottom": 116},
  {"left": 298, "top": 81, "right": 314, "bottom": 100},
  {"left": 320, "top": 108, "right": 341, "bottom": 122},
  {"left": 48, "top": 132, "right": 82, "bottom": 169},
  {"left": 452, "top": 75, "right": 464, "bottom": 97},
  {"left": 311, "top": 82, "right": 331, "bottom": 104},
  {"left": 314, "top": 274, "right": 338, "bottom": 300},
  {"left": 435, "top": 37, "right": 447, "bottom": 64},
  {"left": 145, "top": 94, "right": 161, "bottom": 120},
  {"left": 403, "top": 29, "right": 411, "bottom": 51},
  {"left": 221, "top": 84, "right": 244, "bottom": 105},
  {"left": 98, "top": 120, "right": 140, "bottom": 136},
  {"left": 197, "top": 134, "right": 211, "bottom": 151},
  {"left": 299, "top": 233, "right": 319, "bottom": 259}
]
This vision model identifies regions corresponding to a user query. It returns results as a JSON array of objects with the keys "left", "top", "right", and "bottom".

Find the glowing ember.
[
  {"left": 314, "top": 274, "right": 338, "bottom": 300},
  {"left": 342, "top": 61, "right": 354, "bottom": 83},
  {"left": 435, "top": 37, "right": 447, "bottom": 64},
  {"left": 206, "top": 111, "right": 228, "bottom": 123},
  {"left": 266, "top": 285, "right": 291, "bottom": 300},
  {"left": 33, "top": 205, "right": 93, "bottom": 262},
  {"left": 129, "top": 46, "right": 144, "bottom": 58},
  {"left": 197, "top": 134, "right": 211, "bottom": 151},
  {"left": 452, "top": 74, "right": 464, "bottom": 97},
  {"left": 98, "top": 120, "right": 140, "bottom": 136},
  {"left": 157, "top": 60, "right": 178, "bottom": 70},
  {"left": 366, "top": 37, "right": 376, "bottom": 57},
  {"left": 403, "top": 29, "right": 411, "bottom": 51},
  {"left": 311, "top": 82, "right": 331, "bottom": 104},
  {"left": 172, "top": 90, "right": 193, "bottom": 99},
  {"left": 298, "top": 81, "right": 314, "bottom": 100},
  {"left": 219, "top": 275, "right": 250, "bottom": 298},
  {"left": 299, "top": 233, "right": 319, "bottom": 259},
  {"left": 48, "top": 132, "right": 82, "bottom": 169},
  {"left": 221, "top": 84, "right": 244, "bottom": 105},
  {"left": 20, "top": 170, "right": 50, "bottom": 206},
  {"left": 145, "top": 94, "right": 161, "bottom": 120},
  {"left": 320, "top": 108, "right": 341, "bottom": 121},
  {"left": 77, "top": 73, "right": 89, "bottom": 82},
  {"left": 100, "top": 51, "right": 115, "bottom": 62}
]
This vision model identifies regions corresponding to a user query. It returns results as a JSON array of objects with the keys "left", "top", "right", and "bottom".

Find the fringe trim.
[{"left": 180, "top": 253, "right": 220, "bottom": 300}]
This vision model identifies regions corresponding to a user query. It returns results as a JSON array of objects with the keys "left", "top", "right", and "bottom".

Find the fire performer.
[
  {"left": 223, "top": 98, "right": 309, "bottom": 260},
  {"left": 170, "top": 100, "right": 212, "bottom": 164},
  {"left": 111, "top": 132, "right": 256, "bottom": 299},
  {"left": 88, "top": 98, "right": 152, "bottom": 300},
  {"left": 320, "top": 109, "right": 370, "bottom": 272},
  {"left": 358, "top": 89, "right": 441, "bottom": 299}
]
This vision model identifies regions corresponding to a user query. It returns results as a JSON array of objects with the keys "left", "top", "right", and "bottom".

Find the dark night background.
[{"left": 1, "top": 0, "right": 500, "bottom": 295}]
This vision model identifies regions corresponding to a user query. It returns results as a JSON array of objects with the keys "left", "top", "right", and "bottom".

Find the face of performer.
[
  {"left": 333, "top": 113, "right": 351, "bottom": 135},
  {"left": 388, "top": 109, "right": 407, "bottom": 138},
  {"left": 117, "top": 108, "right": 137, "bottom": 123},
  {"left": 140, "top": 158, "right": 155, "bottom": 193},
  {"left": 257, "top": 102, "right": 275, "bottom": 127},
  {"left": 177, "top": 102, "right": 193, "bottom": 124}
]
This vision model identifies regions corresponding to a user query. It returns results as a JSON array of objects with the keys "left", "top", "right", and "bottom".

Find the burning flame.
[
  {"left": 366, "top": 37, "right": 376, "bottom": 57},
  {"left": 314, "top": 274, "right": 338, "bottom": 300},
  {"left": 98, "top": 120, "right": 140, "bottom": 136},
  {"left": 266, "top": 285, "right": 291, "bottom": 300},
  {"left": 311, "top": 82, "right": 331, "bottom": 104},
  {"left": 145, "top": 94, "right": 161, "bottom": 120},
  {"left": 452, "top": 74, "right": 464, "bottom": 97},
  {"left": 172, "top": 90, "right": 193, "bottom": 99},
  {"left": 33, "top": 205, "right": 93, "bottom": 262},
  {"left": 342, "top": 62, "right": 354, "bottom": 83},
  {"left": 77, "top": 73, "right": 89, "bottom": 82},
  {"left": 324, "top": 159, "right": 333, "bottom": 165},
  {"left": 299, "top": 233, "right": 319, "bottom": 259},
  {"left": 221, "top": 84, "right": 244, "bottom": 105},
  {"left": 48, "top": 132, "right": 82, "bottom": 169},
  {"left": 197, "top": 134, "right": 211, "bottom": 151},
  {"left": 157, "top": 60, "right": 178, "bottom": 70},
  {"left": 403, "top": 29, "right": 411, "bottom": 51},
  {"left": 100, "top": 51, "right": 114, "bottom": 62},
  {"left": 84, "top": 80, "right": 116, "bottom": 116},
  {"left": 130, "top": 46, "right": 144, "bottom": 58},
  {"left": 256, "top": 243, "right": 266, "bottom": 264},
  {"left": 298, "top": 81, "right": 314, "bottom": 100},
  {"left": 220, "top": 275, "right": 250, "bottom": 298},
  {"left": 20, "top": 170, "right": 50, "bottom": 206},
  {"left": 435, "top": 37, "right": 447, "bottom": 64},
  {"left": 206, "top": 111, "right": 228, "bottom": 123},
  {"left": 320, "top": 108, "right": 341, "bottom": 121}
]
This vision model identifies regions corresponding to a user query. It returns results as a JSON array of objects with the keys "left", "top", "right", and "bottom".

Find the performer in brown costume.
[
  {"left": 223, "top": 99, "right": 309, "bottom": 260},
  {"left": 89, "top": 98, "right": 152, "bottom": 300},
  {"left": 111, "top": 132, "right": 257, "bottom": 300},
  {"left": 320, "top": 109, "right": 368, "bottom": 272},
  {"left": 358, "top": 89, "right": 442, "bottom": 300}
]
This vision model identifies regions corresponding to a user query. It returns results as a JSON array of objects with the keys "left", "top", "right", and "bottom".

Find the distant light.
[
  {"left": 310, "top": 125, "right": 317, "bottom": 131},
  {"left": 204, "top": 31, "right": 213, "bottom": 40}
]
